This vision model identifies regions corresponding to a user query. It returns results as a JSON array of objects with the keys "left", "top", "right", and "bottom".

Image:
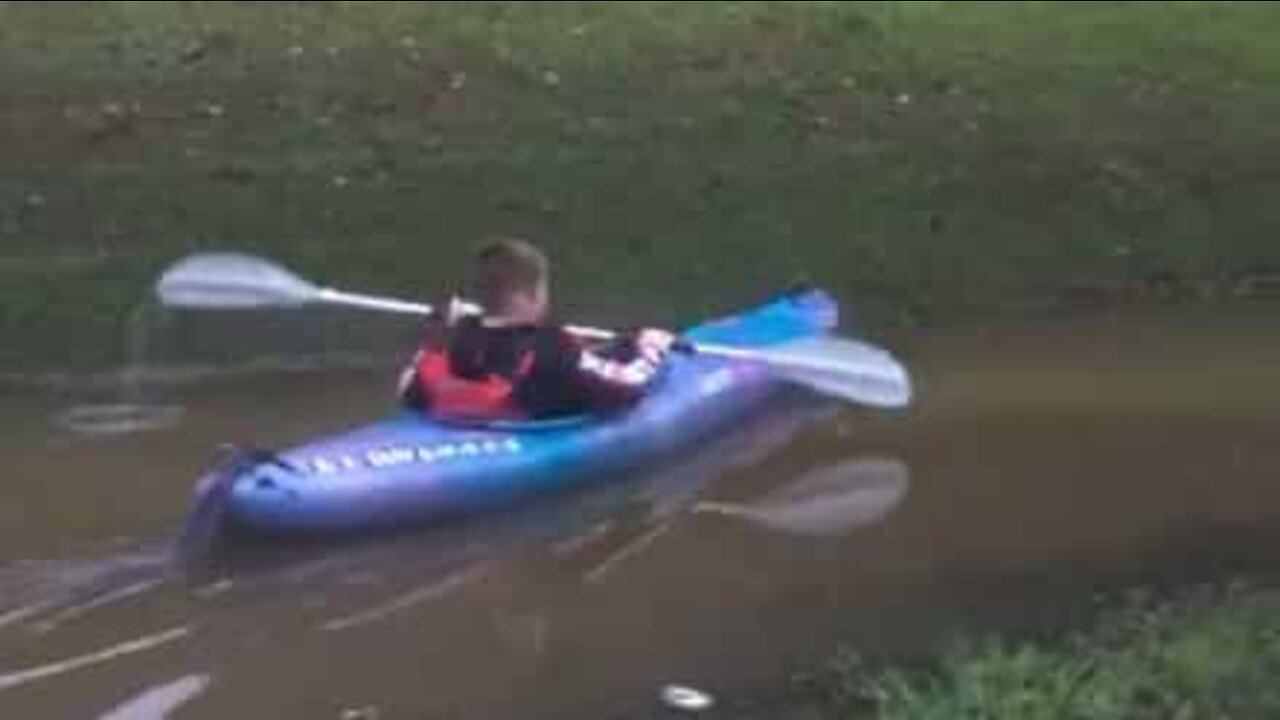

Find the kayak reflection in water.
[{"left": 397, "top": 237, "right": 677, "bottom": 421}]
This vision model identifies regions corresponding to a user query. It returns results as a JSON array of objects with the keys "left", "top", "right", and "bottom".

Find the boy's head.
[{"left": 468, "top": 237, "right": 551, "bottom": 321}]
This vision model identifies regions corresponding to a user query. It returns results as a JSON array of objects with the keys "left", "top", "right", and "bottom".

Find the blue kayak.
[{"left": 193, "top": 288, "right": 839, "bottom": 536}]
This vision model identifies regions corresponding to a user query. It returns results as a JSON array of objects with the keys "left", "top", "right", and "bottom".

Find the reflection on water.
[
  {"left": 0, "top": 626, "right": 193, "bottom": 694},
  {"left": 97, "top": 675, "right": 212, "bottom": 720},
  {"left": 695, "top": 457, "right": 908, "bottom": 537},
  {"left": 50, "top": 304, "right": 186, "bottom": 438},
  {"left": 54, "top": 404, "right": 185, "bottom": 438},
  {"left": 2, "top": 304, "right": 1278, "bottom": 718},
  {"left": 3, "top": 396, "right": 903, "bottom": 717},
  {"left": 0, "top": 548, "right": 170, "bottom": 632}
]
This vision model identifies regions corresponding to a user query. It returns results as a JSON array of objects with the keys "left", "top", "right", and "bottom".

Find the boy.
[{"left": 398, "top": 237, "right": 676, "bottom": 420}]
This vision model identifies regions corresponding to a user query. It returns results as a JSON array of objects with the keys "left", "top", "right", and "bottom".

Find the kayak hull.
[{"left": 202, "top": 288, "right": 839, "bottom": 536}]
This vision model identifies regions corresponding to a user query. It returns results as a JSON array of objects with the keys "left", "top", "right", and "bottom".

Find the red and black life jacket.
[
  {"left": 412, "top": 345, "right": 535, "bottom": 421},
  {"left": 408, "top": 316, "right": 549, "bottom": 421},
  {"left": 405, "top": 316, "right": 661, "bottom": 421}
]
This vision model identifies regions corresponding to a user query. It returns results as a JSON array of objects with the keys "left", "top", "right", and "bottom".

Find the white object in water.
[
  {"left": 98, "top": 675, "right": 211, "bottom": 720},
  {"left": 56, "top": 403, "right": 184, "bottom": 436},
  {"left": 661, "top": 684, "right": 715, "bottom": 712}
]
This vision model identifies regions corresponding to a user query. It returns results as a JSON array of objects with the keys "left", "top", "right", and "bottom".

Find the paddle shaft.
[
  {"left": 160, "top": 253, "right": 881, "bottom": 367},
  {"left": 317, "top": 287, "right": 619, "bottom": 343},
  {"left": 317, "top": 288, "right": 443, "bottom": 316},
  {"left": 154, "top": 252, "right": 911, "bottom": 407},
  {"left": 318, "top": 285, "right": 901, "bottom": 395}
]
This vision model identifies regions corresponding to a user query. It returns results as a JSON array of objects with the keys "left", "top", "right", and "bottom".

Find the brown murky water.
[{"left": 1, "top": 303, "right": 1278, "bottom": 719}]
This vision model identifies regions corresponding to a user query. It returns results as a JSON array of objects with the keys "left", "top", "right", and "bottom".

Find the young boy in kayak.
[{"left": 398, "top": 237, "right": 677, "bottom": 420}]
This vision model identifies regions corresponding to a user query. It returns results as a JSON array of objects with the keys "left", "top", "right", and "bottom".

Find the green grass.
[
  {"left": 3, "top": 1, "right": 1279, "bottom": 369},
  {"left": 784, "top": 586, "right": 1280, "bottom": 719}
]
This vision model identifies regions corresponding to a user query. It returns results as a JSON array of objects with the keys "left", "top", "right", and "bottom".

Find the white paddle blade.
[
  {"left": 155, "top": 253, "right": 320, "bottom": 310},
  {"left": 754, "top": 337, "right": 913, "bottom": 408},
  {"left": 777, "top": 363, "right": 912, "bottom": 409}
]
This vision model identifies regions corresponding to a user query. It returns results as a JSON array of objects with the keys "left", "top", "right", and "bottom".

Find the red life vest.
[{"left": 412, "top": 348, "right": 534, "bottom": 421}]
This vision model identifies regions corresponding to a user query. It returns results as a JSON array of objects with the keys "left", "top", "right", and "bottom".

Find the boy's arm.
[{"left": 557, "top": 328, "right": 676, "bottom": 406}]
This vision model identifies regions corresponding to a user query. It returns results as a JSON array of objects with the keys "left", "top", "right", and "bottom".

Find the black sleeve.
[
  {"left": 548, "top": 329, "right": 658, "bottom": 407},
  {"left": 514, "top": 328, "right": 661, "bottom": 417}
]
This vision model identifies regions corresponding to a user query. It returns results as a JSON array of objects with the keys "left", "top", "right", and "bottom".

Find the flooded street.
[{"left": 2, "top": 302, "right": 1278, "bottom": 719}]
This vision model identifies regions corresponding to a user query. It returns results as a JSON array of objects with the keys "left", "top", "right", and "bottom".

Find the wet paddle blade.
[
  {"left": 776, "top": 362, "right": 911, "bottom": 409},
  {"left": 155, "top": 253, "right": 321, "bottom": 310},
  {"left": 707, "top": 336, "right": 913, "bottom": 408}
]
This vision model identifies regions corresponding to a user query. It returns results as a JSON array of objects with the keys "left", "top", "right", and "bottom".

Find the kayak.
[{"left": 190, "top": 287, "right": 840, "bottom": 537}]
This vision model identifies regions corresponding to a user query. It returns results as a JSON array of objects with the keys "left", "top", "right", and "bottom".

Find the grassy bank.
[
  {"left": 3, "top": 1, "right": 1279, "bottom": 369},
  {"left": 774, "top": 586, "right": 1280, "bottom": 719}
]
